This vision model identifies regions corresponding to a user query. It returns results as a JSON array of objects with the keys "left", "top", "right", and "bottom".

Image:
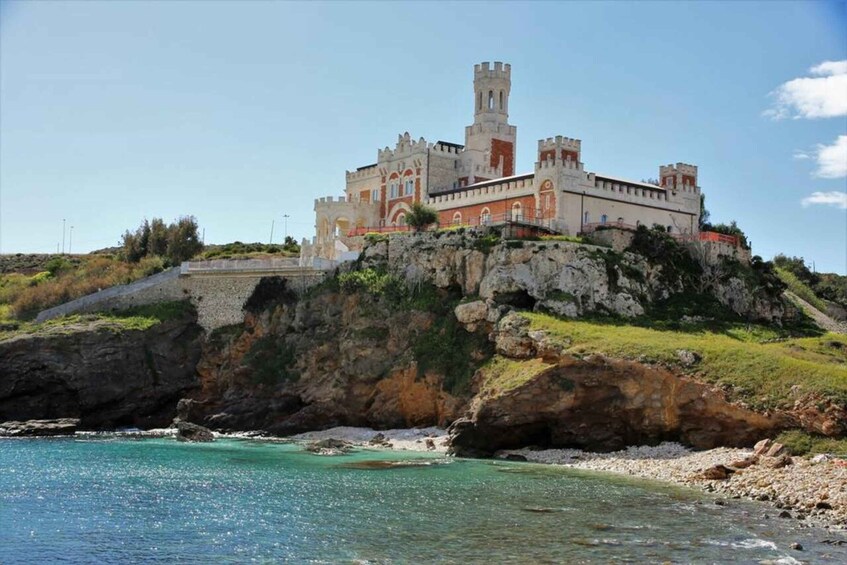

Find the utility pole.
[
  {"left": 269, "top": 220, "right": 275, "bottom": 245},
  {"left": 62, "top": 219, "right": 66, "bottom": 254},
  {"left": 69, "top": 226, "right": 74, "bottom": 254},
  {"left": 284, "top": 214, "right": 290, "bottom": 242}
]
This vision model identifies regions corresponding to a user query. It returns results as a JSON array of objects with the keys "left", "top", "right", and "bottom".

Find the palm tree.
[{"left": 405, "top": 202, "right": 439, "bottom": 232}]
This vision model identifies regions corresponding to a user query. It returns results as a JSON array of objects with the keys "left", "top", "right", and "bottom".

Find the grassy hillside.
[
  {"left": 0, "top": 301, "right": 194, "bottom": 342},
  {"left": 523, "top": 312, "right": 847, "bottom": 410},
  {"left": 775, "top": 267, "right": 829, "bottom": 312}
]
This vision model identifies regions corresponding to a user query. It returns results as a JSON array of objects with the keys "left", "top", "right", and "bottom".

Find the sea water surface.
[{"left": 1, "top": 437, "right": 845, "bottom": 563}]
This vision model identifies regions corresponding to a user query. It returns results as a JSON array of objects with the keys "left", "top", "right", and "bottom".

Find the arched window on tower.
[
  {"left": 601, "top": 214, "right": 608, "bottom": 225},
  {"left": 478, "top": 91, "right": 482, "bottom": 111},
  {"left": 500, "top": 91, "right": 504, "bottom": 110},
  {"left": 488, "top": 90, "right": 494, "bottom": 110}
]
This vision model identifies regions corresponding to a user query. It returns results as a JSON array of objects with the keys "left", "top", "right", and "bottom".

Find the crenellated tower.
[{"left": 460, "top": 61, "right": 517, "bottom": 184}]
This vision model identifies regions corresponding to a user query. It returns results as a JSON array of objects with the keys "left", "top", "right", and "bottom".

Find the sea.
[{"left": 1, "top": 437, "right": 845, "bottom": 563}]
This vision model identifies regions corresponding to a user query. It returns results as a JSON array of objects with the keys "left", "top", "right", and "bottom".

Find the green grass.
[
  {"left": 0, "top": 300, "right": 194, "bottom": 341},
  {"left": 776, "top": 430, "right": 847, "bottom": 457},
  {"left": 776, "top": 267, "right": 829, "bottom": 312},
  {"left": 477, "top": 355, "right": 555, "bottom": 396},
  {"left": 523, "top": 312, "right": 847, "bottom": 410}
]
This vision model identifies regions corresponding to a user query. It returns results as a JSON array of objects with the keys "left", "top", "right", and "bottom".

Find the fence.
[{"left": 348, "top": 208, "right": 557, "bottom": 236}]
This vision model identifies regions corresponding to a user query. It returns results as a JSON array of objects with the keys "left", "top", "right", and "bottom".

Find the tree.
[
  {"left": 699, "top": 193, "right": 711, "bottom": 231},
  {"left": 405, "top": 202, "right": 439, "bottom": 232},
  {"left": 166, "top": 216, "right": 203, "bottom": 264},
  {"left": 148, "top": 218, "right": 169, "bottom": 257}
]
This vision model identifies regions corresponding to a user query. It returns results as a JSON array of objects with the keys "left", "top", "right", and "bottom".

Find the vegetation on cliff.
[
  {"left": 0, "top": 300, "right": 195, "bottom": 341},
  {"left": 524, "top": 312, "right": 847, "bottom": 410}
]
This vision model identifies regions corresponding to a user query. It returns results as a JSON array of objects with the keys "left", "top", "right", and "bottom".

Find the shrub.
[
  {"left": 243, "top": 336, "right": 297, "bottom": 386},
  {"left": 405, "top": 202, "right": 439, "bottom": 232},
  {"left": 413, "top": 314, "right": 493, "bottom": 396}
]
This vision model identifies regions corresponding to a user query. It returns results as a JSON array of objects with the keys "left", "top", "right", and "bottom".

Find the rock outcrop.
[
  {"left": 0, "top": 313, "right": 203, "bottom": 429},
  {"left": 0, "top": 418, "right": 80, "bottom": 437}
]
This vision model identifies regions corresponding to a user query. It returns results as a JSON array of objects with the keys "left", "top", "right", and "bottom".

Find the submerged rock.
[
  {"left": 305, "top": 438, "right": 352, "bottom": 455},
  {"left": 0, "top": 418, "right": 80, "bottom": 437}
]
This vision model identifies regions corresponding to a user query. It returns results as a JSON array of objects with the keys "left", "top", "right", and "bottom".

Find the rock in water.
[
  {"left": 304, "top": 438, "right": 352, "bottom": 455},
  {"left": 176, "top": 421, "right": 214, "bottom": 442},
  {"left": 0, "top": 418, "right": 80, "bottom": 437}
]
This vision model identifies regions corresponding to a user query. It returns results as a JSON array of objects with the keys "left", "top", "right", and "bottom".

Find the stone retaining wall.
[{"left": 36, "top": 264, "right": 330, "bottom": 332}]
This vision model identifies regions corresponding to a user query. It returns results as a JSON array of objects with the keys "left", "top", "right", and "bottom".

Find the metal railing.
[{"left": 580, "top": 222, "right": 740, "bottom": 247}]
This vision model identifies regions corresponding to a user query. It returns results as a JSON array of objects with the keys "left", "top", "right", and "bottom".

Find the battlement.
[
  {"left": 538, "top": 135, "right": 581, "bottom": 152},
  {"left": 474, "top": 61, "right": 511, "bottom": 79},
  {"left": 315, "top": 195, "right": 348, "bottom": 206},
  {"left": 430, "top": 141, "right": 464, "bottom": 156},
  {"left": 377, "top": 132, "right": 429, "bottom": 162},
  {"left": 345, "top": 164, "right": 379, "bottom": 181},
  {"left": 536, "top": 158, "right": 583, "bottom": 171},
  {"left": 425, "top": 174, "right": 534, "bottom": 208},
  {"left": 659, "top": 162, "right": 699, "bottom": 191}
]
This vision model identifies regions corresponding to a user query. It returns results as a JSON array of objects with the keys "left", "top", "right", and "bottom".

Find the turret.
[
  {"left": 659, "top": 163, "right": 698, "bottom": 192},
  {"left": 537, "top": 136, "right": 582, "bottom": 164},
  {"left": 474, "top": 61, "right": 511, "bottom": 124}
]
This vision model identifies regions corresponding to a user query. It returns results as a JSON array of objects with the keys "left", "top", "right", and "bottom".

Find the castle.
[{"left": 302, "top": 62, "right": 702, "bottom": 262}]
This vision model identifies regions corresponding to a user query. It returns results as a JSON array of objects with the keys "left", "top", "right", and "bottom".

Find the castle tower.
[{"left": 461, "top": 62, "right": 517, "bottom": 183}]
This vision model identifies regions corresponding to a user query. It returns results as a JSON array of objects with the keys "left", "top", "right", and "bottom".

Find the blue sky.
[{"left": 1, "top": 1, "right": 845, "bottom": 273}]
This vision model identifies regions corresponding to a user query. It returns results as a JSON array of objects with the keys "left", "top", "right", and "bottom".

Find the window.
[
  {"left": 390, "top": 183, "right": 398, "bottom": 199},
  {"left": 667, "top": 225, "right": 673, "bottom": 233},
  {"left": 583, "top": 211, "right": 589, "bottom": 224},
  {"left": 372, "top": 189, "right": 379, "bottom": 202},
  {"left": 617, "top": 217, "right": 623, "bottom": 224},
  {"left": 398, "top": 214, "right": 406, "bottom": 226},
  {"left": 405, "top": 179, "right": 414, "bottom": 196},
  {"left": 511, "top": 202, "right": 522, "bottom": 221},
  {"left": 488, "top": 90, "right": 494, "bottom": 110},
  {"left": 452, "top": 212, "right": 462, "bottom": 225},
  {"left": 478, "top": 91, "right": 482, "bottom": 110},
  {"left": 499, "top": 91, "right": 504, "bottom": 109},
  {"left": 600, "top": 214, "right": 607, "bottom": 225},
  {"left": 481, "top": 207, "right": 491, "bottom": 224}
]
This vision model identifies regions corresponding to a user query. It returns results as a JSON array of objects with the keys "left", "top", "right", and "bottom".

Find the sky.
[{"left": 1, "top": 1, "right": 845, "bottom": 273}]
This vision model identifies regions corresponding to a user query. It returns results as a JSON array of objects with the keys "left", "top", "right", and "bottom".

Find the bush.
[
  {"left": 413, "top": 314, "right": 493, "bottom": 396},
  {"left": 243, "top": 336, "right": 297, "bottom": 386},
  {"left": 627, "top": 225, "right": 702, "bottom": 288},
  {"left": 776, "top": 430, "right": 847, "bottom": 457},
  {"left": 405, "top": 202, "right": 439, "bottom": 232}
]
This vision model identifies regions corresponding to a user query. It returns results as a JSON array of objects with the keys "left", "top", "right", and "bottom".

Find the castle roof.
[{"left": 594, "top": 173, "right": 666, "bottom": 191}]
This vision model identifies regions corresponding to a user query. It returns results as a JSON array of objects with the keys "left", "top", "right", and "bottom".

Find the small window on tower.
[
  {"left": 478, "top": 91, "right": 482, "bottom": 111},
  {"left": 499, "top": 91, "right": 504, "bottom": 109},
  {"left": 488, "top": 90, "right": 494, "bottom": 110},
  {"left": 372, "top": 189, "right": 379, "bottom": 202}
]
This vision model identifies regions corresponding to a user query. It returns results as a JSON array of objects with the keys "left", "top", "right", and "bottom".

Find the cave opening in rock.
[{"left": 493, "top": 290, "right": 537, "bottom": 310}]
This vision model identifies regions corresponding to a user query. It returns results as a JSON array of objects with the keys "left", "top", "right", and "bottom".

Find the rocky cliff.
[
  {"left": 179, "top": 278, "right": 484, "bottom": 434},
  {"left": 0, "top": 311, "right": 203, "bottom": 429},
  {"left": 448, "top": 310, "right": 846, "bottom": 456}
]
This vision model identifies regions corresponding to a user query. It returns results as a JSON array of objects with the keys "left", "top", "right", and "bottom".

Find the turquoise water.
[{"left": 1, "top": 438, "right": 845, "bottom": 563}]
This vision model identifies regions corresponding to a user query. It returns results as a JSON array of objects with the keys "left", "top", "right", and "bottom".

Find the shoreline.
[
  {"left": 498, "top": 442, "right": 847, "bottom": 534},
  {"left": 12, "top": 425, "right": 846, "bottom": 534}
]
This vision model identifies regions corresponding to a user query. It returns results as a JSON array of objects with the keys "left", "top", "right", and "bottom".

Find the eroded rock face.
[
  {"left": 449, "top": 354, "right": 792, "bottom": 456},
  {"left": 186, "top": 291, "right": 475, "bottom": 434},
  {"left": 0, "top": 314, "right": 203, "bottom": 430},
  {"left": 0, "top": 418, "right": 80, "bottom": 437}
]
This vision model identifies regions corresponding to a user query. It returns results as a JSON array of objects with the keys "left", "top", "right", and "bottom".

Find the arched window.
[
  {"left": 398, "top": 214, "right": 406, "bottom": 227},
  {"left": 405, "top": 179, "right": 414, "bottom": 195},
  {"left": 583, "top": 211, "right": 590, "bottom": 224},
  {"left": 452, "top": 212, "right": 462, "bottom": 225},
  {"left": 488, "top": 90, "right": 494, "bottom": 110},
  {"left": 600, "top": 214, "right": 607, "bottom": 225},
  {"left": 480, "top": 207, "right": 491, "bottom": 224},
  {"left": 478, "top": 91, "right": 482, "bottom": 111},
  {"left": 511, "top": 202, "right": 522, "bottom": 221},
  {"left": 667, "top": 225, "right": 673, "bottom": 233},
  {"left": 617, "top": 217, "right": 623, "bottom": 224},
  {"left": 390, "top": 183, "right": 398, "bottom": 199},
  {"left": 499, "top": 91, "right": 504, "bottom": 109}
]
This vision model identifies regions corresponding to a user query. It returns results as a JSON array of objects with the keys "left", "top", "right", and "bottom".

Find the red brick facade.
[
  {"left": 437, "top": 195, "right": 536, "bottom": 226},
  {"left": 490, "top": 139, "right": 515, "bottom": 176}
]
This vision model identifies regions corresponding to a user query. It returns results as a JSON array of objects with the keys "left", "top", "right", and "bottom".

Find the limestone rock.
[
  {"left": 766, "top": 442, "right": 787, "bottom": 457},
  {"left": 700, "top": 465, "right": 735, "bottom": 480},
  {"left": 493, "top": 312, "right": 536, "bottom": 358},
  {"left": 0, "top": 312, "right": 203, "bottom": 430},
  {"left": 0, "top": 418, "right": 80, "bottom": 437},
  {"left": 176, "top": 421, "right": 214, "bottom": 442},
  {"left": 753, "top": 438, "right": 772, "bottom": 456},
  {"left": 454, "top": 300, "right": 489, "bottom": 331}
]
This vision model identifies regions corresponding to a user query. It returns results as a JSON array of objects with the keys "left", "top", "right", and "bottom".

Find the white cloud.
[
  {"left": 764, "top": 60, "right": 847, "bottom": 119},
  {"left": 801, "top": 191, "right": 847, "bottom": 209},
  {"left": 814, "top": 135, "right": 847, "bottom": 178},
  {"left": 811, "top": 60, "right": 847, "bottom": 76},
  {"left": 793, "top": 150, "right": 810, "bottom": 160}
]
